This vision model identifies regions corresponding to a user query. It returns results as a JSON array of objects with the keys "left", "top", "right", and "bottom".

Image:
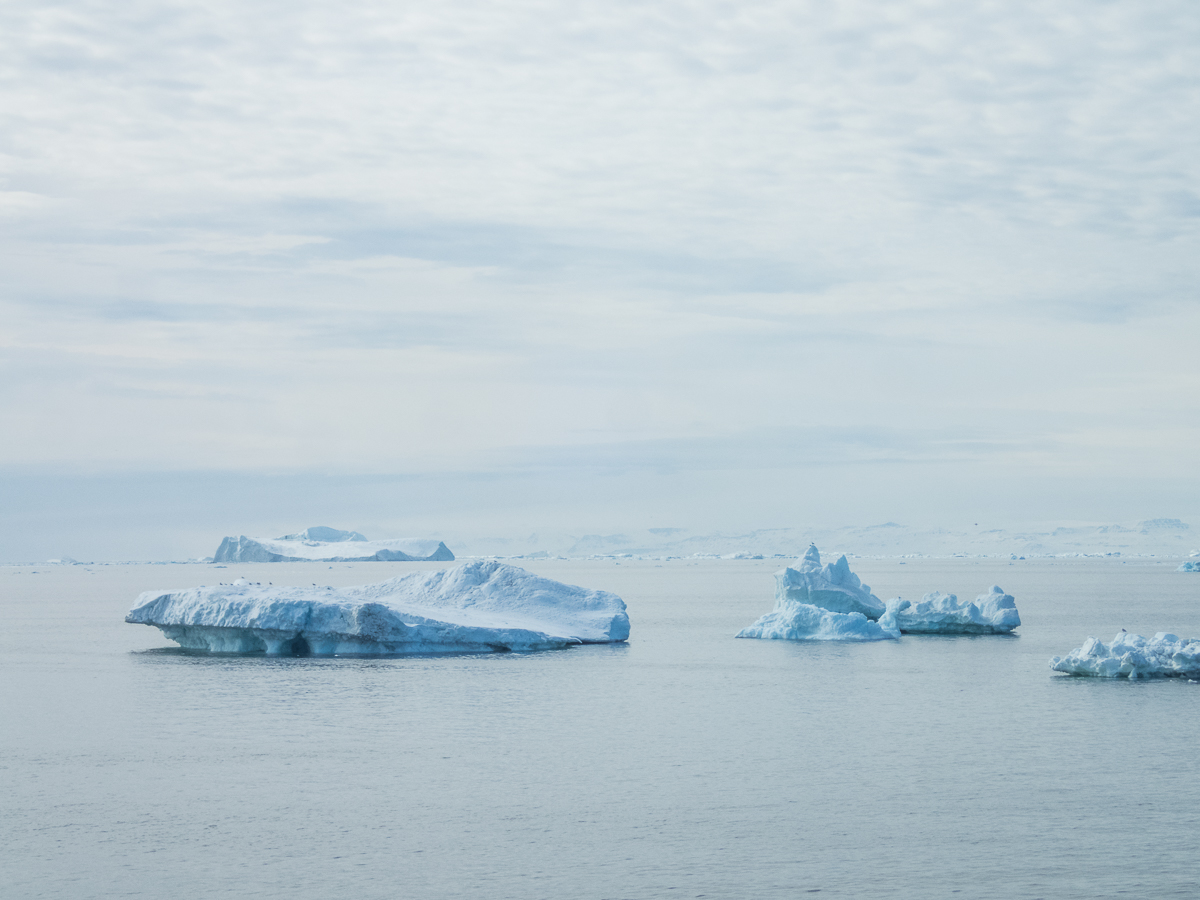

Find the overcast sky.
[{"left": 2, "top": 0, "right": 1198, "bottom": 559}]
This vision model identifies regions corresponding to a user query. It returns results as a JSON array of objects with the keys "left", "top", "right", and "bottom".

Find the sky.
[{"left": 2, "top": 0, "right": 1199, "bottom": 560}]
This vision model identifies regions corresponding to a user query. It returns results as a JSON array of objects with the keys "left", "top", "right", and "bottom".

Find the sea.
[{"left": 2, "top": 556, "right": 1198, "bottom": 899}]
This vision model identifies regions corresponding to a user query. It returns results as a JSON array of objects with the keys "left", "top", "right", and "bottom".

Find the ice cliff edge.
[{"left": 126, "top": 560, "right": 629, "bottom": 655}]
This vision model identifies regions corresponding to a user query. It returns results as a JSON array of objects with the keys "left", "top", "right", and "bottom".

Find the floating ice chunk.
[
  {"left": 1050, "top": 631, "right": 1200, "bottom": 679},
  {"left": 736, "top": 545, "right": 897, "bottom": 642},
  {"left": 1178, "top": 561, "right": 1200, "bottom": 572},
  {"left": 736, "top": 604, "right": 899, "bottom": 642},
  {"left": 773, "top": 545, "right": 886, "bottom": 619},
  {"left": 886, "top": 586, "right": 1021, "bottom": 634},
  {"left": 213, "top": 533, "right": 454, "bottom": 563},
  {"left": 126, "top": 560, "right": 629, "bottom": 655}
]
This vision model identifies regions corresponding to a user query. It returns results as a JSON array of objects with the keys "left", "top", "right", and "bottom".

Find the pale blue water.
[{"left": 2, "top": 557, "right": 1198, "bottom": 899}]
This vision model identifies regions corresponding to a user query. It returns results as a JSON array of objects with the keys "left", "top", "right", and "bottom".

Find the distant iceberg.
[
  {"left": 737, "top": 545, "right": 899, "bottom": 642},
  {"left": 126, "top": 560, "right": 629, "bottom": 655},
  {"left": 1178, "top": 561, "right": 1199, "bottom": 572},
  {"left": 213, "top": 527, "right": 454, "bottom": 563},
  {"left": 277, "top": 526, "right": 367, "bottom": 542},
  {"left": 886, "top": 586, "right": 1021, "bottom": 634},
  {"left": 1050, "top": 631, "right": 1200, "bottom": 679}
]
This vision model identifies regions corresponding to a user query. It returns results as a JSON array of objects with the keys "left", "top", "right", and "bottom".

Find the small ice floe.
[
  {"left": 736, "top": 545, "right": 898, "bottom": 642},
  {"left": 885, "top": 586, "right": 1021, "bottom": 635},
  {"left": 1050, "top": 631, "right": 1200, "bottom": 679},
  {"left": 126, "top": 560, "right": 629, "bottom": 655},
  {"left": 1178, "top": 561, "right": 1200, "bottom": 572}
]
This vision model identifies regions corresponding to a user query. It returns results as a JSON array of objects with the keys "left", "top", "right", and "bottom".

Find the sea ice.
[
  {"left": 885, "top": 586, "right": 1021, "bottom": 634},
  {"left": 213, "top": 528, "right": 454, "bottom": 563},
  {"left": 1178, "top": 561, "right": 1199, "bottom": 572},
  {"left": 736, "top": 545, "right": 899, "bottom": 642},
  {"left": 126, "top": 560, "right": 629, "bottom": 655},
  {"left": 1050, "top": 631, "right": 1200, "bottom": 679}
]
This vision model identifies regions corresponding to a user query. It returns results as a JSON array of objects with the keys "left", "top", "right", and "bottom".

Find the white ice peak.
[
  {"left": 777, "top": 544, "right": 886, "bottom": 619},
  {"left": 737, "top": 545, "right": 897, "bottom": 642}
]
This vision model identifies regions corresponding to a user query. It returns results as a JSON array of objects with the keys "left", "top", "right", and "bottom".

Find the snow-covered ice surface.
[
  {"left": 886, "top": 586, "right": 1021, "bottom": 634},
  {"left": 1050, "top": 631, "right": 1200, "bottom": 679},
  {"left": 213, "top": 532, "right": 454, "bottom": 563},
  {"left": 1178, "top": 561, "right": 1200, "bottom": 572},
  {"left": 126, "top": 560, "right": 629, "bottom": 655},
  {"left": 736, "top": 545, "right": 898, "bottom": 642}
]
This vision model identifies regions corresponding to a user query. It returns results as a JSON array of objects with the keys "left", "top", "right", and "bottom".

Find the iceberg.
[
  {"left": 772, "top": 544, "right": 886, "bottom": 618},
  {"left": 213, "top": 528, "right": 454, "bottom": 563},
  {"left": 277, "top": 526, "right": 367, "bottom": 542},
  {"left": 885, "top": 586, "right": 1021, "bottom": 634},
  {"left": 126, "top": 560, "right": 629, "bottom": 655},
  {"left": 1178, "top": 561, "right": 1199, "bottom": 572},
  {"left": 736, "top": 604, "right": 899, "bottom": 642},
  {"left": 736, "top": 545, "right": 899, "bottom": 642},
  {"left": 1050, "top": 631, "right": 1200, "bottom": 679}
]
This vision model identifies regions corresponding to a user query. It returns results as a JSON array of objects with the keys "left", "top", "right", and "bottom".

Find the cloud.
[{"left": 0, "top": 0, "right": 1198, "bottom": 538}]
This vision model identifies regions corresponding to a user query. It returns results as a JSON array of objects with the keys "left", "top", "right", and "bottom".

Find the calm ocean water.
[{"left": 2, "top": 557, "right": 1198, "bottom": 899}]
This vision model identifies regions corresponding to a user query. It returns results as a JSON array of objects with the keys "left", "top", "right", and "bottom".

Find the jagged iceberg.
[
  {"left": 1178, "top": 561, "right": 1199, "bottom": 572},
  {"left": 736, "top": 545, "right": 899, "bottom": 642},
  {"left": 126, "top": 560, "right": 629, "bottom": 655},
  {"left": 885, "top": 586, "right": 1021, "bottom": 634},
  {"left": 772, "top": 545, "right": 887, "bottom": 618},
  {"left": 1050, "top": 631, "right": 1200, "bottom": 679},
  {"left": 213, "top": 527, "right": 454, "bottom": 563}
]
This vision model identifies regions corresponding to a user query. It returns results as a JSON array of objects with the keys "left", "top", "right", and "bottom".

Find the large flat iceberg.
[
  {"left": 886, "top": 586, "right": 1021, "bottom": 634},
  {"left": 1050, "top": 631, "right": 1200, "bottom": 679},
  {"left": 737, "top": 545, "right": 899, "bottom": 642},
  {"left": 126, "top": 560, "right": 629, "bottom": 655},
  {"left": 213, "top": 527, "right": 454, "bottom": 563}
]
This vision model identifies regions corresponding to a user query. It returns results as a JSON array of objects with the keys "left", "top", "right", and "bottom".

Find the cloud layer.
[{"left": 2, "top": 0, "right": 1198, "bottom": 548}]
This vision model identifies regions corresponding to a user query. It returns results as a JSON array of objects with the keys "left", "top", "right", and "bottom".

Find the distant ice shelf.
[
  {"left": 737, "top": 545, "right": 899, "bottom": 642},
  {"left": 213, "top": 526, "right": 454, "bottom": 563},
  {"left": 126, "top": 560, "right": 629, "bottom": 655},
  {"left": 1050, "top": 631, "right": 1200, "bottom": 679},
  {"left": 886, "top": 586, "right": 1021, "bottom": 634}
]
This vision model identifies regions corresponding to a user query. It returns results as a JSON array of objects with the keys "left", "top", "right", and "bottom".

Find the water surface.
[{"left": 2, "top": 557, "right": 1198, "bottom": 899}]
